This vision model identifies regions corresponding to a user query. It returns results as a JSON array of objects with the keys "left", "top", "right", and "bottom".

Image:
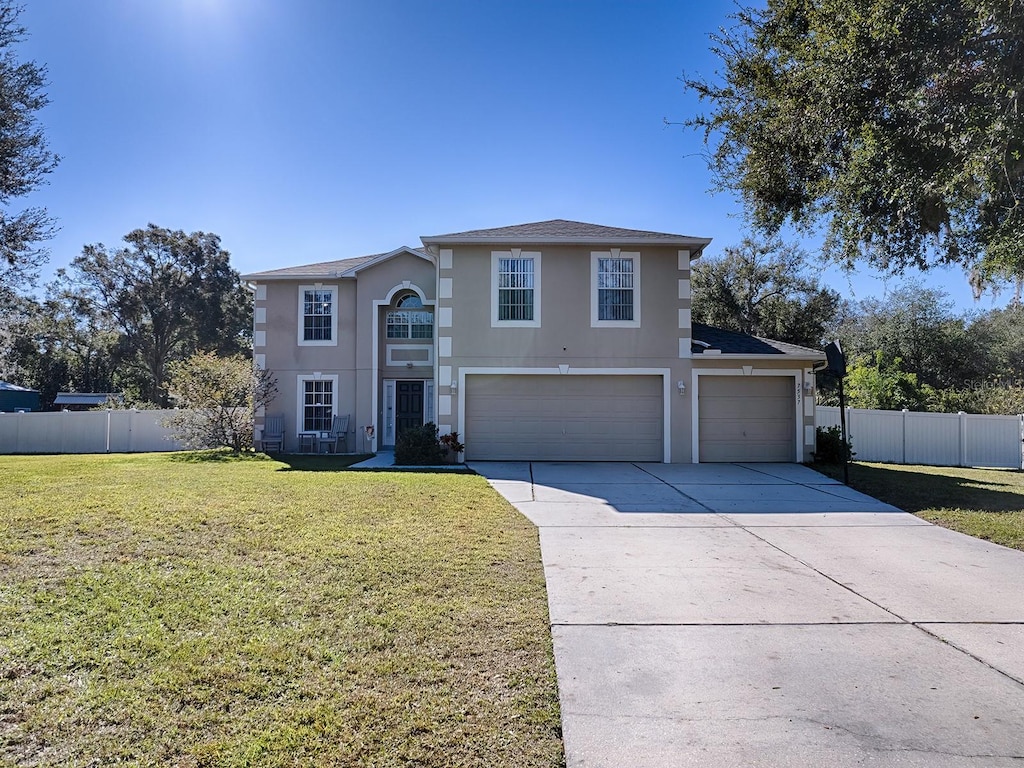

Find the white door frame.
[{"left": 381, "top": 378, "right": 435, "bottom": 447}]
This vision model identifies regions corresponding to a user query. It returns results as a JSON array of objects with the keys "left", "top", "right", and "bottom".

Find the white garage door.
[
  {"left": 464, "top": 375, "right": 663, "bottom": 461},
  {"left": 698, "top": 376, "right": 796, "bottom": 462}
]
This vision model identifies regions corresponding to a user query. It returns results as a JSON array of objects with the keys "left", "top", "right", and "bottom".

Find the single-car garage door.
[
  {"left": 464, "top": 375, "right": 663, "bottom": 461},
  {"left": 698, "top": 376, "right": 795, "bottom": 462}
]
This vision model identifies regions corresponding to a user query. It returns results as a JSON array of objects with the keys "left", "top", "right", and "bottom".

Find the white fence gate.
[
  {"left": 816, "top": 406, "right": 1024, "bottom": 469},
  {"left": 0, "top": 410, "right": 187, "bottom": 454}
]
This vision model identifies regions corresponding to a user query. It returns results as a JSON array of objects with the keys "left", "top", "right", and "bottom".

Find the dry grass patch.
[{"left": 0, "top": 452, "right": 563, "bottom": 767}]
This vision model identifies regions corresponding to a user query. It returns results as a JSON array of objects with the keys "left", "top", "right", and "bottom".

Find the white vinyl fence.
[
  {"left": 0, "top": 409, "right": 187, "bottom": 454},
  {"left": 816, "top": 406, "right": 1024, "bottom": 469}
]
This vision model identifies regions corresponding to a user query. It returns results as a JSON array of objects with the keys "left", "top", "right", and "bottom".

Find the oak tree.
[{"left": 686, "top": 0, "right": 1024, "bottom": 284}]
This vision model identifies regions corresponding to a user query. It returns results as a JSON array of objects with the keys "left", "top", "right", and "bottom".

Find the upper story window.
[
  {"left": 491, "top": 250, "right": 542, "bottom": 327},
  {"left": 298, "top": 284, "right": 338, "bottom": 346},
  {"left": 386, "top": 294, "right": 433, "bottom": 339},
  {"left": 591, "top": 251, "right": 640, "bottom": 328}
]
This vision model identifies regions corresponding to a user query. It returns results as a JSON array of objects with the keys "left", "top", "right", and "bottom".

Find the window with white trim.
[
  {"left": 386, "top": 294, "right": 433, "bottom": 339},
  {"left": 591, "top": 252, "right": 640, "bottom": 327},
  {"left": 299, "top": 377, "right": 335, "bottom": 432},
  {"left": 491, "top": 250, "right": 541, "bottom": 327},
  {"left": 297, "top": 285, "right": 338, "bottom": 346}
]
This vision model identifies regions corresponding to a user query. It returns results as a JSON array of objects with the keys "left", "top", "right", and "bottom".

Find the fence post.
[
  {"left": 1019, "top": 415, "right": 1024, "bottom": 471},
  {"left": 105, "top": 408, "right": 112, "bottom": 453},
  {"left": 845, "top": 406, "right": 853, "bottom": 455},
  {"left": 958, "top": 411, "right": 968, "bottom": 467},
  {"left": 901, "top": 409, "right": 908, "bottom": 464}
]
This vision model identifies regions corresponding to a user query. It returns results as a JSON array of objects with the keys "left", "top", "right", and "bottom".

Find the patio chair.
[
  {"left": 261, "top": 414, "right": 285, "bottom": 452},
  {"left": 317, "top": 414, "right": 350, "bottom": 454}
]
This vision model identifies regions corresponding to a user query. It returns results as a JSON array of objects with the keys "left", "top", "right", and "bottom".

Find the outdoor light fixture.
[
  {"left": 450, "top": 380, "right": 458, "bottom": 392},
  {"left": 677, "top": 380, "right": 686, "bottom": 395},
  {"left": 803, "top": 380, "right": 814, "bottom": 394}
]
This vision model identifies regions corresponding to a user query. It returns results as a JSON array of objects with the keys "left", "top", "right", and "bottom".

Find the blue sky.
[{"left": 18, "top": 0, "right": 997, "bottom": 311}]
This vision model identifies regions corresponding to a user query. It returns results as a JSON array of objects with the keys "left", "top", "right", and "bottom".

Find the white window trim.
[
  {"left": 297, "top": 284, "right": 339, "bottom": 347},
  {"left": 591, "top": 251, "right": 640, "bottom": 328},
  {"left": 385, "top": 307, "right": 434, "bottom": 339},
  {"left": 295, "top": 374, "right": 339, "bottom": 435},
  {"left": 491, "top": 250, "right": 542, "bottom": 328}
]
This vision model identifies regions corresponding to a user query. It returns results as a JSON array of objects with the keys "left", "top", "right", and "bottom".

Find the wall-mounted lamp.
[
  {"left": 803, "top": 380, "right": 814, "bottom": 394},
  {"left": 450, "top": 380, "right": 458, "bottom": 393},
  {"left": 677, "top": 380, "right": 686, "bottom": 396}
]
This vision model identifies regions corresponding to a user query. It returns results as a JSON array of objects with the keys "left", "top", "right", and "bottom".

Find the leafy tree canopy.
[
  {"left": 692, "top": 236, "right": 841, "bottom": 348},
  {"left": 0, "top": 2, "right": 59, "bottom": 288},
  {"left": 64, "top": 225, "right": 252, "bottom": 406},
  {"left": 685, "top": 0, "right": 1024, "bottom": 284}
]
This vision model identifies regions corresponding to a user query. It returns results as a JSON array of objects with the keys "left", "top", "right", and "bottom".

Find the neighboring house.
[
  {"left": 242, "top": 219, "right": 824, "bottom": 462},
  {"left": 0, "top": 381, "right": 40, "bottom": 412},
  {"left": 52, "top": 393, "right": 124, "bottom": 411}
]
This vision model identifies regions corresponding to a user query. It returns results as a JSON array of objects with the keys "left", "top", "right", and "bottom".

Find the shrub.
[
  {"left": 812, "top": 425, "right": 855, "bottom": 464},
  {"left": 394, "top": 423, "right": 447, "bottom": 465},
  {"left": 162, "top": 352, "right": 278, "bottom": 453}
]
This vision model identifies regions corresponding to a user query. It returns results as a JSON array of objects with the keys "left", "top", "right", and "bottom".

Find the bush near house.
[{"left": 394, "top": 423, "right": 464, "bottom": 465}]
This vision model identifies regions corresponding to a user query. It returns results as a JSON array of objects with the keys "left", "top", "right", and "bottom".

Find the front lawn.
[
  {"left": 0, "top": 452, "right": 563, "bottom": 767},
  {"left": 817, "top": 461, "right": 1024, "bottom": 551}
]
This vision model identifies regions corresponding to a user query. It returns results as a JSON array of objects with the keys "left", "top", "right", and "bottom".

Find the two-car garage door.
[
  {"left": 697, "top": 376, "right": 796, "bottom": 462},
  {"left": 464, "top": 375, "right": 663, "bottom": 461}
]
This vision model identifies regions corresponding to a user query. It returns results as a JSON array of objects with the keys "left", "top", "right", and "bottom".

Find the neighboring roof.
[
  {"left": 53, "top": 393, "right": 124, "bottom": 406},
  {"left": 421, "top": 219, "right": 712, "bottom": 250},
  {"left": 0, "top": 381, "right": 38, "bottom": 393},
  {"left": 241, "top": 247, "right": 431, "bottom": 281},
  {"left": 692, "top": 323, "right": 824, "bottom": 358}
]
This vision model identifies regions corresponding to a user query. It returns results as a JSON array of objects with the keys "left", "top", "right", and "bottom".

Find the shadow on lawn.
[
  {"left": 814, "top": 462, "right": 1024, "bottom": 514},
  {"left": 168, "top": 449, "right": 275, "bottom": 463},
  {"left": 272, "top": 454, "right": 375, "bottom": 471}
]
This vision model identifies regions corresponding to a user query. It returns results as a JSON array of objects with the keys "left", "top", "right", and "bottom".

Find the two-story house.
[{"left": 242, "top": 219, "right": 824, "bottom": 463}]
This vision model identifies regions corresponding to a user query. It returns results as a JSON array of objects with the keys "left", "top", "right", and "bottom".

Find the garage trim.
[
  {"left": 458, "top": 367, "right": 673, "bottom": 462},
  {"left": 690, "top": 368, "right": 804, "bottom": 464}
]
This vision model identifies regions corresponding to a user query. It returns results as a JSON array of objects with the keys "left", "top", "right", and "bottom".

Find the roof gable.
[{"left": 242, "top": 247, "right": 430, "bottom": 281}]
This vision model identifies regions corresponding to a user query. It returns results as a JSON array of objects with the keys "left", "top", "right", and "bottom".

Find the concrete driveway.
[{"left": 470, "top": 461, "right": 1024, "bottom": 767}]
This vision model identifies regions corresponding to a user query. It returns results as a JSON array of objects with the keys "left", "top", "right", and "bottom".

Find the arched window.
[{"left": 386, "top": 294, "right": 433, "bottom": 339}]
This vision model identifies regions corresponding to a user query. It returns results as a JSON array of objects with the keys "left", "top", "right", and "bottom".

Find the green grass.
[
  {"left": 816, "top": 461, "right": 1024, "bottom": 551},
  {"left": 0, "top": 452, "right": 563, "bottom": 767}
]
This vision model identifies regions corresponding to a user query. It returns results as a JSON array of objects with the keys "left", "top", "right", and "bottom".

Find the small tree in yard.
[{"left": 164, "top": 352, "right": 277, "bottom": 453}]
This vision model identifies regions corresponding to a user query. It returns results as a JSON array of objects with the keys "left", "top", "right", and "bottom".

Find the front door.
[{"left": 395, "top": 380, "right": 424, "bottom": 440}]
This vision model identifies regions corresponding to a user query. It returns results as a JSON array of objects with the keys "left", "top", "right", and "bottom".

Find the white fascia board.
[
  {"left": 240, "top": 271, "right": 357, "bottom": 281},
  {"left": 421, "top": 235, "right": 713, "bottom": 249},
  {"left": 693, "top": 352, "right": 826, "bottom": 361}
]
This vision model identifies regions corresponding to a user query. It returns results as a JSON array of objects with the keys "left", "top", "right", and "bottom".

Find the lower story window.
[{"left": 302, "top": 379, "right": 334, "bottom": 432}]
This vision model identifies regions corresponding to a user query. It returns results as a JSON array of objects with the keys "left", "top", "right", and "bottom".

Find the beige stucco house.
[{"left": 242, "top": 219, "right": 824, "bottom": 463}]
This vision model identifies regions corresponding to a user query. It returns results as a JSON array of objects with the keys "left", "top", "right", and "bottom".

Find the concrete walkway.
[{"left": 470, "top": 461, "right": 1024, "bottom": 767}]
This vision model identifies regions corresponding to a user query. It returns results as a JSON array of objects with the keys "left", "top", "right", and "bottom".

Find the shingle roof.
[
  {"left": 242, "top": 253, "right": 382, "bottom": 279},
  {"left": 421, "top": 219, "right": 711, "bottom": 245},
  {"left": 0, "top": 380, "right": 37, "bottom": 392},
  {"left": 692, "top": 323, "right": 824, "bottom": 357}
]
